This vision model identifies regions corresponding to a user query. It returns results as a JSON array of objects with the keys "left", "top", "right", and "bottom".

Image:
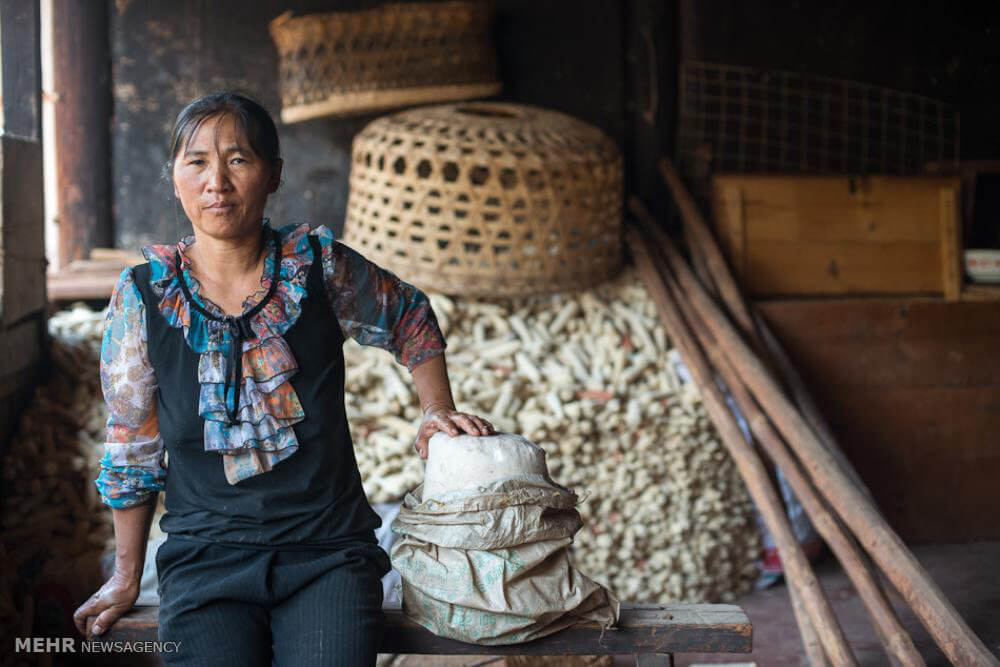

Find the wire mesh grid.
[{"left": 676, "top": 61, "right": 961, "bottom": 192}]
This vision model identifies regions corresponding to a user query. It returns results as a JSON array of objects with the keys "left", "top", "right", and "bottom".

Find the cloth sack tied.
[{"left": 390, "top": 432, "right": 620, "bottom": 645}]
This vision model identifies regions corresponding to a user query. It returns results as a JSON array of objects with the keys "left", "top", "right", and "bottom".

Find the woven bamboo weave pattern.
[
  {"left": 343, "top": 102, "right": 624, "bottom": 297},
  {"left": 269, "top": 2, "right": 501, "bottom": 123}
]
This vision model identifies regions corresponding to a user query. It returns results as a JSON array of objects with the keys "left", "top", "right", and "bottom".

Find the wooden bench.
[{"left": 98, "top": 603, "right": 751, "bottom": 665}]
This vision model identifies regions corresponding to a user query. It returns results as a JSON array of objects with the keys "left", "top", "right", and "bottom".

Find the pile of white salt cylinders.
[{"left": 348, "top": 265, "right": 760, "bottom": 603}]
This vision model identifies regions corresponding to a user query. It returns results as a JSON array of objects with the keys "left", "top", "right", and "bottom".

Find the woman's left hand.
[{"left": 414, "top": 406, "right": 495, "bottom": 459}]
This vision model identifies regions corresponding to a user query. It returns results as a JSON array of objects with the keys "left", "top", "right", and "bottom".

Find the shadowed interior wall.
[
  {"left": 679, "top": 0, "right": 1000, "bottom": 160},
  {"left": 109, "top": 0, "right": 626, "bottom": 250}
]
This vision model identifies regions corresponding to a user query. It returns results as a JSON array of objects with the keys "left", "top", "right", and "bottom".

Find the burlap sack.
[{"left": 390, "top": 478, "right": 620, "bottom": 645}]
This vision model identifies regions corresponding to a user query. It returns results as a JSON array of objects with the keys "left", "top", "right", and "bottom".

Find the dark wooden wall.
[
  {"left": 109, "top": 0, "right": 627, "bottom": 250},
  {"left": 0, "top": 0, "right": 47, "bottom": 453},
  {"left": 759, "top": 298, "right": 1000, "bottom": 543}
]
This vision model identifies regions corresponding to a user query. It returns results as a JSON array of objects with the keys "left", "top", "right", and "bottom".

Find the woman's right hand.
[{"left": 73, "top": 573, "right": 141, "bottom": 639}]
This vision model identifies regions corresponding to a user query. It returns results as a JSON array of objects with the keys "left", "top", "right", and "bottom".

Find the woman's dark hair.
[{"left": 163, "top": 90, "right": 282, "bottom": 184}]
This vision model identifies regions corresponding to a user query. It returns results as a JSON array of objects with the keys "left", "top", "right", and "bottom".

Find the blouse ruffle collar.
[{"left": 141, "top": 219, "right": 315, "bottom": 485}]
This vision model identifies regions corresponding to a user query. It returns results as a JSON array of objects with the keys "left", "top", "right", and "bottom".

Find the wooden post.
[
  {"left": 51, "top": 0, "right": 112, "bottom": 267},
  {"left": 625, "top": 226, "right": 858, "bottom": 667},
  {"left": 641, "top": 218, "right": 999, "bottom": 667}
]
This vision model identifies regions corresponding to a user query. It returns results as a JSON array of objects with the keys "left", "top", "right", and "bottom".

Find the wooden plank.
[
  {"left": 962, "top": 284, "right": 1000, "bottom": 301},
  {"left": 1, "top": 136, "right": 46, "bottom": 324},
  {"left": 714, "top": 174, "right": 956, "bottom": 242},
  {"left": 926, "top": 160, "right": 1000, "bottom": 248},
  {"left": 754, "top": 334, "right": 1000, "bottom": 389},
  {"left": 717, "top": 173, "right": 957, "bottom": 203},
  {"left": 0, "top": 318, "right": 41, "bottom": 379},
  {"left": 2, "top": 255, "right": 46, "bottom": 322},
  {"left": 46, "top": 246, "right": 144, "bottom": 301},
  {"left": 100, "top": 604, "right": 753, "bottom": 656},
  {"left": 711, "top": 184, "right": 746, "bottom": 278},
  {"left": 0, "top": 0, "right": 42, "bottom": 140},
  {"left": 939, "top": 187, "right": 962, "bottom": 301},
  {"left": 1, "top": 137, "right": 45, "bottom": 255},
  {"left": 743, "top": 240, "right": 941, "bottom": 295},
  {"left": 710, "top": 174, "right": 962, "bottom": 297},
  {"left": 63, "top": 258, "right": 143, "bottom": 273},
  {"left": 739, "top": 200, "right": 943, "bottom": 243},
  {"left": 89, "top": 247, "right": 145, "bottom": 263},
  {"left": 47, "top": 268, "right": 122, "bottom": 301},
  {"left": 824, "top": 384, "right": 1000, "bottom": 461},
  {"left": 756, "top": 298, "right": 1000, "bottom": 345},
  {"left": 758, "top": 298, "right": 1000, "bottom": 542},
  {"left": 816, "top": 385, "right": 1000, "bottom": 542}
]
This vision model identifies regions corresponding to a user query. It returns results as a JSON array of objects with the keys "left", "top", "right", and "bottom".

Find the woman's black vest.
[{"left": 131, "top": 234, "right": 382, "bottom": 549}]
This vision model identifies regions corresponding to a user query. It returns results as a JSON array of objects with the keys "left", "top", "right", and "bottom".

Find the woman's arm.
[
  {"left": 110, "top": 500, "right": 158, "bottom": 584},
  {"left": 411, "top": 352, "right": 455, "bottom": 415},
  {"left": 314, "top": 226, "right": 448, "bottom": 370},
  {"left": 74, "top": 499, "right": 157, "bottom": 638},
  {"left": 410, "top": 352, "right": 494, "bottom": 458},
  {"left": 313, "top": 228, "right": 494, "bottom": 455},
  {"left": 75, "top": 267, "right": 166, "bottom": 637}
]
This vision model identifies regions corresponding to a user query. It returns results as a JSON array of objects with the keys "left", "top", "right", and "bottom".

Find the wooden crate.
[{"left": 711, "top": 174, "right": 963, "bottom": 298}]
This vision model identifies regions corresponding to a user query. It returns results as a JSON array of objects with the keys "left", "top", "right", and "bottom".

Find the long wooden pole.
[
  {"left": 641, "top": 217, "right": 999, "bottom": 667},
  {"left": 658, "top": 159, "right": 875, "bottom": 503},
  {"left": 675, "top": 198, "right": 796, "bottom": 517},
  {"left": 625, "top": 226, "right": 858, "bottom": 667},
  {"left": 670, "top": 198, "right": 823, "bottom": 658},
  {"left": 788, "top": 582, "right": 831, "bottom": 666},
  {"left": 654, "top": 165, "right": 899, "bottom": 650},
  {"left": 660, "top": 161, "right": 914, "bottom": 649},
  {"left": 657, "top": 159, "right": 755, "bottom": 340},
  {"left": 750, "top": 308, "right": 858, "bottom": 485},
  {"left": 651, "top": 235, "right": 925, "bottom": 667}
]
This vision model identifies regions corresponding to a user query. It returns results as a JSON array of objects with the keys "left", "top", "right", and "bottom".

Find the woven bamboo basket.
[
  {"left": 342, "top": 102, "right": 624, "bottom": 297},
  {"left": 269, "top": 2, "right": 501, "bottom": 123}
]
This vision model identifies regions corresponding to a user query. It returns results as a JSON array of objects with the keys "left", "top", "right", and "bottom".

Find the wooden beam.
[
  {"left": 99, "top": 604, "right": 753, "bottom": 656},
  {"left": 51, "top": 0, "right": 112, "bottom": 267}
]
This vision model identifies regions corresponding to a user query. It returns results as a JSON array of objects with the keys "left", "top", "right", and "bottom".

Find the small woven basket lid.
[{"left": 343, "top": 102, "right": 624, "bottom": 297}]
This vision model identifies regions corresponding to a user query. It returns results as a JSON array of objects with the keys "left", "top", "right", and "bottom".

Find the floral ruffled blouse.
[{"left": 95, "top": 220, "right": 447, "bottom": 509}]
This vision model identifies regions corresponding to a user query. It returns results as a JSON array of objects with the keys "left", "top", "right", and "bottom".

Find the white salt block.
[{"left": 423, "top": 431, "right": 550, "bottom": 500}]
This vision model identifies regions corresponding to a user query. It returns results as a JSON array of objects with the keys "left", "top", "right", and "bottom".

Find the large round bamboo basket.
[
  {"left": 269, "top": 3, "right": 501, "bottom": 123},
  {"left": 342, "top": 102, "right": 624, "bottom": 297}
]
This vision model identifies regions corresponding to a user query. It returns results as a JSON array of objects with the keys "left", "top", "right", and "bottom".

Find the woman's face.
[{"left": 171, "top": 113, "right": 282, "bottom": 240}]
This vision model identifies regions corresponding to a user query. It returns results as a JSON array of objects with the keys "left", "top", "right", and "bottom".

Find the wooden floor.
[{"left": 671, "top": 540, "right": 1000, "bottom": 667}]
